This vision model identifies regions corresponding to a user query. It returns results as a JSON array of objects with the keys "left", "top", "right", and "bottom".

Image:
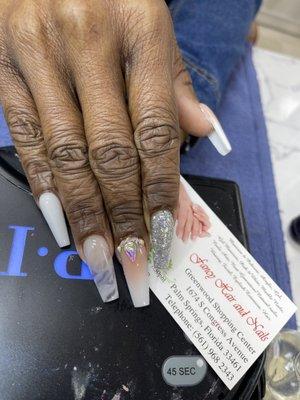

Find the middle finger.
[{"left": 63, "top": 16, "right": 149, "bottom": 308}]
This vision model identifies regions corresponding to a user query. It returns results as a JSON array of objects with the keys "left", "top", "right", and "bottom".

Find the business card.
[{"left": 149, "top": 177, "right": 297, "bottom": 390}]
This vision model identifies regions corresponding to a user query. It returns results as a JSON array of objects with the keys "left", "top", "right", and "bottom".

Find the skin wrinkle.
[
  {"left": 0, "top": 53, "right": 20, "bottom": 81},
  {"left": 89, "top": 141, "right": 138, "bottom": 174},
  {"left": 0, "top": 0, "right": 186, "bottom": 251},
  {"left": 135, "top": 125, "right": 179, "bottom": 156},
  {"left": 5, "top": 107, "right": 43, "bottom": 144},
  {"left": 3, "top": 98, "right": 56, "bottom": 197},
  {"left": 50, "top": 145, "right": 90, "bottom": 173}
]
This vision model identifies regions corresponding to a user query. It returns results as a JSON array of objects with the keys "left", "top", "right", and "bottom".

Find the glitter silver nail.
[{"left": 151, "top": 210, "right": 174, "bottom": 270}]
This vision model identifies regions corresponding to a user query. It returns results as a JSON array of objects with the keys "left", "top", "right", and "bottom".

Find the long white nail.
[
  {"left": 39, "top": 192, "right": 70, "bottom": 247},
  {"left": 199, "top": 103, "right": 232, "bottom": 156},
  {"left": 83, "top": 235, "right": 119, "bottom": 303}
]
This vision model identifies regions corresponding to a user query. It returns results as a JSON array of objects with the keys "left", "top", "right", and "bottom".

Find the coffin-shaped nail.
[
  {"left": 151, "top": 210, "right": 174, "bottom": 270},
  {"left": 39, "top": 192, "right": 70, "bottom": 248},
  {"left": 199, "top": 103, "right": 232, "bottom": 156},
  {"left": 118, "top": 237, "right": 149, "bottom": 308},
  {"left": 83, "top": 235, "right": 119, "bottom": 303}
]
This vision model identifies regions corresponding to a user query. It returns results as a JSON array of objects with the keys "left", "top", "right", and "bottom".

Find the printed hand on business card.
[{"left": 149, "top": 177, "right": 297, "bottom": 390}]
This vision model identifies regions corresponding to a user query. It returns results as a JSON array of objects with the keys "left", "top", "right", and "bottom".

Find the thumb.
[{"left": 174, "top": 61, "right": 232, "bottom": 156}]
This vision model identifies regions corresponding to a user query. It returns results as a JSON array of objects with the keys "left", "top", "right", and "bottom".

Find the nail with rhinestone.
[
  {"left": 151, "top": 210, "right": 174, "bottom": 270},
  {"left": 117, "top": 237, "right": 149, "bottom": 308}
]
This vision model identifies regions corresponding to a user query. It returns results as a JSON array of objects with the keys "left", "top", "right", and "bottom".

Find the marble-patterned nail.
[
  {"left": 39, "top": 192, "right": 70, "bottom": 248},
  {"left": 151, "top": 210, "right": 174, "bottom": 270},
  {"left": 199, "top": 103, "right": 232, "bottom": 156},
  {"left": 83, "top": 235, "right": 119, "bottom": 303},
  {"left": 118, "top": 237, "right": 149, "bottom": 308}
]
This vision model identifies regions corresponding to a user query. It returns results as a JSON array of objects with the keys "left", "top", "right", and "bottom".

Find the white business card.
[{"left": 149, "top": 177, "right": 297, "bottom": 390}]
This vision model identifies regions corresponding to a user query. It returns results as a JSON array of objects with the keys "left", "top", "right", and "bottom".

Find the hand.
[{"left": 0, "top": 0, "right": 215, "bottom": 307}]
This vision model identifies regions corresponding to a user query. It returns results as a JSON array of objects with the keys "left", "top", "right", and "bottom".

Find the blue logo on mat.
[{"left": 0, "top": 225, "right": 93, "bottom": 281}]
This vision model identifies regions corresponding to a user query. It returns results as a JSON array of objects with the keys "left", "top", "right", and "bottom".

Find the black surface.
[
  {"left": 0, "top": 147, "right": 264, "bottom": 400},
  {"left": 290, "top": 215, "right": 300, "bottom": 244}
]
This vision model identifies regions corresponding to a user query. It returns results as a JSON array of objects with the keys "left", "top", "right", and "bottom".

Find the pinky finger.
[{"left": 0, "top": 66, "right": 69, "bottom": 247}]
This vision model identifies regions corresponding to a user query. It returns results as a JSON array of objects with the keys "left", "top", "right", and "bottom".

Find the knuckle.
[
  {"left": 26, "top": 158, "right": 51, "bottom": 179},
  {"left": 104, "top": 196, "right": 144, "bottom": 241},
  {"left": 56, "top": 0, "right": 100, "bottom": 33},
  {"left": 134, "top": 114, "right": 179, "bottom": 155},
  {"left": 5, "top": 106, "right": 43, "bottom": 146},
  {"left": 66, "top": 199, "right": 104, "bottom": 226},
  {"left": 145, "top": 175, "right": 179, "bottom": 212},
  {"left": 25, "top": 159, "right": 54, "bottom": 194},
  {"left": 89, "top": 136, "right": 139, "bottom": 178},
  {"left": 8, "top": 4, "right": 41, "bottom": 43},
  {"left": 109, "top": 200, "right": 143, "bottom": 227},
  {"left": 65, "top": 197, "right": 107, "bottom": 237},
  {"left": 48, "top": 137, "right": 89, "bottom": 172}
]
